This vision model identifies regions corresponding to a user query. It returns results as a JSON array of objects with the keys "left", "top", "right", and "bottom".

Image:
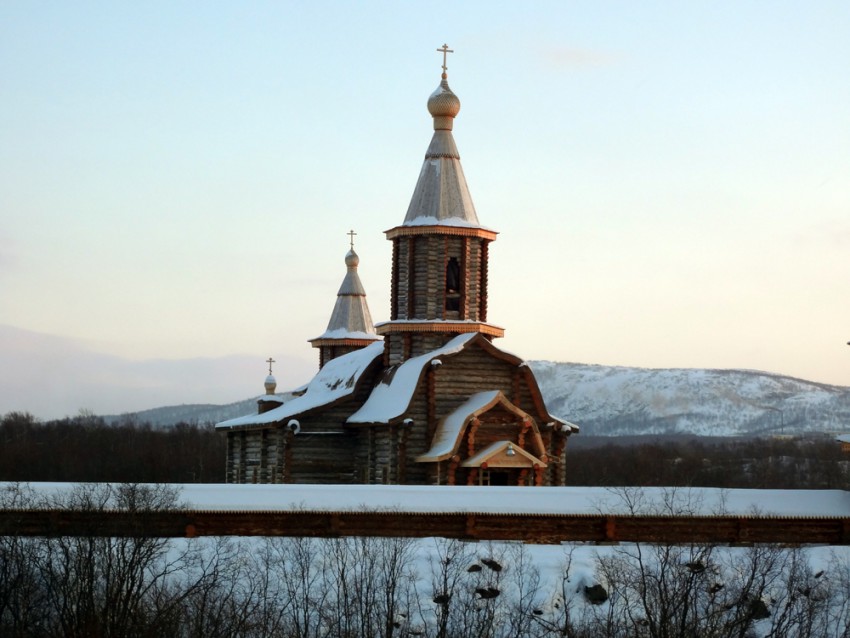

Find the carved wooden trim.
[
  {"left": 275, "top": 427, "right": 285, "bottom": 484},
  {"left": 309, "top": 338, "right": 380, "bottom": 348},
  {"left": 480, "top": 240, "right": 489, "bottom": 322},
  {"left": 260, "top": 429, "right": 268, "bottom": 483},
  {"left": 391, "top": 237, "right": 399, "bottom": 320},
  {"left": 534, "top": 466, "right": 545, "bottom": 486},
  {"left": 518, "top": 418, "right": 531, "bottom": 448},
  {"left": 556, "top": 436, "right": 568, "bottom": 486},
  {"left": 398, "top": 424, "right": 408, "bottom": 484},
  {"left": 467, "top": 417, "right": 480, "bottom": 457},
  {"left": 427, "top": 366, "right": 436, "bottom": 442},
  {"left": 448, "top": 455, "right": 459, "bottom": 486},
  {"left": 442, "top": 235, "right": 448, "bottom": 320},
  {"left": 460, "top": 236, "right": 468, "bottom": 320},
  {"left": 283, "top": 428, "right": 294, "bottom": 484},
  {"left": 376, "top": 321, "right": 504, "bottom": 338},
  {"left": 385, "top": 225, "right": 498, "bottom": 241}
]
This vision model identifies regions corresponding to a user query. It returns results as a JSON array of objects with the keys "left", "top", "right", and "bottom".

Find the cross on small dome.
[{"left": 437, "top": 43, "right": 454, "bottom": 76}]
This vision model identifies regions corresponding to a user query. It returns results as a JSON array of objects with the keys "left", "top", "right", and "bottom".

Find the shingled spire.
[{"left": 309, "top": 232, "right": 381, "bottom": 368}]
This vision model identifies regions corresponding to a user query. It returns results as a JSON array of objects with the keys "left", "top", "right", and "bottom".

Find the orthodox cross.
[
  {"left": 437, "top": 43, "right": 453, "bottom": 73},
  {"left": 266, "top": 357, "right": 275, "bottom": 375},
  {"left": 347, "top": 229, "right": 357, "bottom": 250}
]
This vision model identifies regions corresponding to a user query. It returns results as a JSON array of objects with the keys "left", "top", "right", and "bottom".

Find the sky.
[{"left": 1, "top": 1, "right": 848, "bottom": 420}]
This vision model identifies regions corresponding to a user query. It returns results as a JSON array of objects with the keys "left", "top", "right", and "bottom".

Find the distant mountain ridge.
[
  {"left": 106, "top": 363, "right": 850, "bottom": 437},
  {"left": 529, "top": 362, "right": 850, "bottom": 436}
]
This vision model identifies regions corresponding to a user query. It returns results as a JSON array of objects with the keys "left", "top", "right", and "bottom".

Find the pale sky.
[{"left": 1, "top": 1, "right": 848, "bottom": 420}]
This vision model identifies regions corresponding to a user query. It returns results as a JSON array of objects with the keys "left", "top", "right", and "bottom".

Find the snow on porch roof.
[
  {"left": 417, "top": 390, "right": 530, "bottom": 462},
  {"left": 216, "top": 341, "right": 385, "bottom": 430},
  {"left": 346, "top": 333, "right": 477, "bottom": 425},
  {"left": 461, "top": 440, "right": 546, "bottom": 468}
]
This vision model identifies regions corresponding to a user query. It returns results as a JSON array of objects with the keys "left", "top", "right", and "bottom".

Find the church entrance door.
[{"left": 488, "top": 471, "right": 510, "bottom": 486}]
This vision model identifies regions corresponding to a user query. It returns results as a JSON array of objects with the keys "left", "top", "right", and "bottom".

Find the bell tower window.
[{"left": 445, "top": 257, "right": 460, "bottom": 312}]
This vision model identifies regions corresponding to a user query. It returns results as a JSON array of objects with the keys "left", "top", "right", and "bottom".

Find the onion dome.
[
  {"left": 264, "top": 374, "right": 277, "bottom": 395},
  {"left": 428, "top": 75, "right": 461, "bottom": 130}
]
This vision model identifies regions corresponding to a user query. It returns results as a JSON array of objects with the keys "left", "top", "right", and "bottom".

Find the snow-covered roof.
[
  {"left": 11, "top": 483, "right": 850, "bottom": 518},
  {"left": 311, "top": 328, "right": 381, "bottom": 341},
  {"left": 461, "top": 440, "right": 546, "bottom": 468},
  {"left": 836, "top": 434, "right": 850, "bottom": 444},
  {"left": 418, "top": 391, "right": 500, "bottom": 461},
  {"left": 216, "top": 341, "right": 384, "bottom": 429},
  {"left": 417, "top": 391, "right": 537, "bottom": 462},
  {"left": 347, "top": 334, "right": 477, "bottom": 424}
]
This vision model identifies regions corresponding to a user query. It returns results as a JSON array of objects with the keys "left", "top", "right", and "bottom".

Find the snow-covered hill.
[
  {"left": 529, "top": 362, "right": 850, "bottom": 437},
  {"left": 107, "top": 363, "right": 850, "bottom": 437}
]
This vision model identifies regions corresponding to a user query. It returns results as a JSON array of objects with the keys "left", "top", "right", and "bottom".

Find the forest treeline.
[
  {"left": 567, "top": 435, "right": 850, "bottom": 489},
  {"left": 0, "top": 412, "right": 225, "bottom": 483},
  {"left": 1, "top": 411, "right": 848, "bottom": 488}
]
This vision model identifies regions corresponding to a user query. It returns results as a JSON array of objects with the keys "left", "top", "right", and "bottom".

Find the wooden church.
[{"left": 216, "top": 49, "right": 578, "bottom": 486}]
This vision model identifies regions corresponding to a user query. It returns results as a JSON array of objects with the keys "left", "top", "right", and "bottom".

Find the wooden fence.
[{"left": 2, "top": 509, "right": 849, "bottom": 545}]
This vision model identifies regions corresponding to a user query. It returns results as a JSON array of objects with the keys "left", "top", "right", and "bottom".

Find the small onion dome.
[
  {"left": 264, "top": 374, "right": 277, "bottom": 395},
  {"left": 345, "top": 248, "right": 359, "bottom": 268},
  {"left": 428, "top": 75, "right": 460, "bottom": 130}
]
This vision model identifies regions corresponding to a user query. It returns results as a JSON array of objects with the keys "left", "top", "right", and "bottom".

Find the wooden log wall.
[
  {"left": 319, "top": 344, "right": 367, "bottom": 369},
  {"left": 433, "top": 346, "right": 514, "bottom": 414},
  {"left": 396, "top": 378, "right": 432, "bottom": 485},
  {"left": 391, "top": 235, "right": 486, "bottom": 323},
  {"left": 286, "top": 379, "right": 382, "bottom": 484},
  {"left": 289, "top": 430, "right": 357, "bottom": 484},
  {"left": 386, "top": 332, "right": 455, "bottom": 365},
  {"left": 5, "top": 508, "right": 850, "bottom": 546}
]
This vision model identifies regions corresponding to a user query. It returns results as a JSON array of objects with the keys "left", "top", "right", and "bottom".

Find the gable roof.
[
  {"left": 416, "top": 391, "right": 533, "bottom": 462},
  {"left": 216, "top": 341, "right": 385, "bottom": 430},
  {"left": 461, "top": 440, "right": 547, "bottom": 469}
]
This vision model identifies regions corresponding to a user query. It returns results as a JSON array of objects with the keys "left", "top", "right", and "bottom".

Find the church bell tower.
[{"left": 377, "top": 45, "right": 504, "bottom": 365}]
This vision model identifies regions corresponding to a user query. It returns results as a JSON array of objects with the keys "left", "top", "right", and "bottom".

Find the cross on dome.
[
  {"left": 347, "top": 229, "right": 357, "bottom": 250},
  {"left": 437, "top": 43, "right": 453, "bottom": 74},
  {"left": 266, "top": 357, "right": 275, "bottom": 375}
]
